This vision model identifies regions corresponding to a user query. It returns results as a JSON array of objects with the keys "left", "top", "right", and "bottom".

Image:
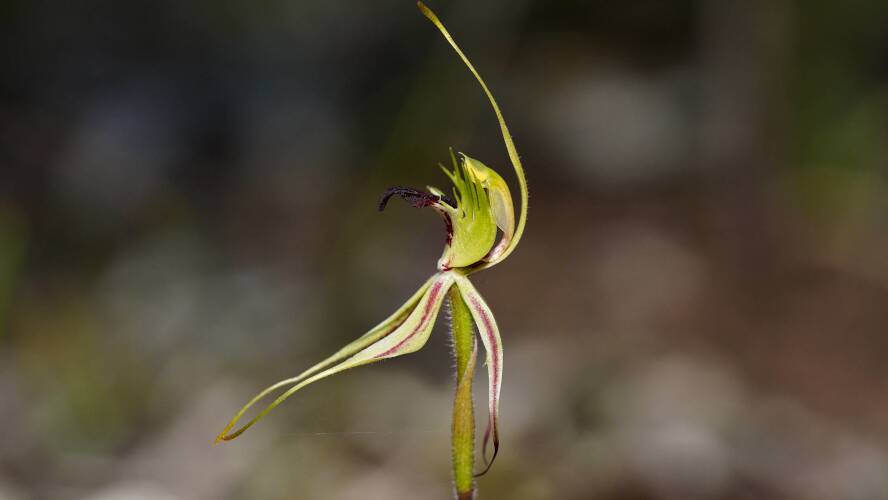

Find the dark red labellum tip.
[{"left": 378, "top": 186, "right": 455, "bottom": 211}]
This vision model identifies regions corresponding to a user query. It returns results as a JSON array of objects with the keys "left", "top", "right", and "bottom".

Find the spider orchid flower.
[{"left": 216, "top": 1, "right": 528, "bottom": 481}]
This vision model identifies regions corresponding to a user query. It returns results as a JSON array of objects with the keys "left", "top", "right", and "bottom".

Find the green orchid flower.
[{"left": 216, "top": 2, "right": 528, "bottom": 493}]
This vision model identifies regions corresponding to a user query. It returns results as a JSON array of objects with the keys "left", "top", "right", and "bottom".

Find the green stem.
[{"left": 449, "top": 287, "right": 476, "bottom": 499}]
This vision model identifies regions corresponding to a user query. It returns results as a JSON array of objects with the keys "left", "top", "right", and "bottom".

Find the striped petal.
[
  {"left": 454, "top": 274, "right": 502, "bottom": 475},
  {"left": 216, "top": 272, "right": 454, "bottom": 442}
]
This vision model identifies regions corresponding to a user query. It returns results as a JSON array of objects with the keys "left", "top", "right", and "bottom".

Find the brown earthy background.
[{"left": 2, "top": 1, "right": 887, "bottom": 499}]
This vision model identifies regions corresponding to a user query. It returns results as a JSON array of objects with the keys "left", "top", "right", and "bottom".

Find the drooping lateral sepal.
[
  {"left": 454, "top": 274, "right": 503, "bottom": 475},
  {"left": 216, "top": 272, "right": 454, "bottom": 443}
]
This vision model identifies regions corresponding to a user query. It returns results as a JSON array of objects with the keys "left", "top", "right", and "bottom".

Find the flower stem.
[{"left": 449, "top": 286, "right": 477, "bottom": 499}]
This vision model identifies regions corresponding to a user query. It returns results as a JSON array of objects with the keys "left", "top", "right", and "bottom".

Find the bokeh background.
[{"left": 2, "top": 1, "right": 888, "bottom": 499}]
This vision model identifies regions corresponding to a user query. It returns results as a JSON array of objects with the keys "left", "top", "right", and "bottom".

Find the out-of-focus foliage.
[{"left": 2, "top": 1, "right": 888, "bottom": 499}]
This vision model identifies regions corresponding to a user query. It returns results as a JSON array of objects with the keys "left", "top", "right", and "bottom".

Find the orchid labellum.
[{"left": 216, "top": 3, "right": 528, "bottom": 496}]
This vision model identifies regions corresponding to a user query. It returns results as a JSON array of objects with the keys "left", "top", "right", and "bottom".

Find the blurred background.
[{"left": 2, "top": 0, "right": 888, "bottom": 499}]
